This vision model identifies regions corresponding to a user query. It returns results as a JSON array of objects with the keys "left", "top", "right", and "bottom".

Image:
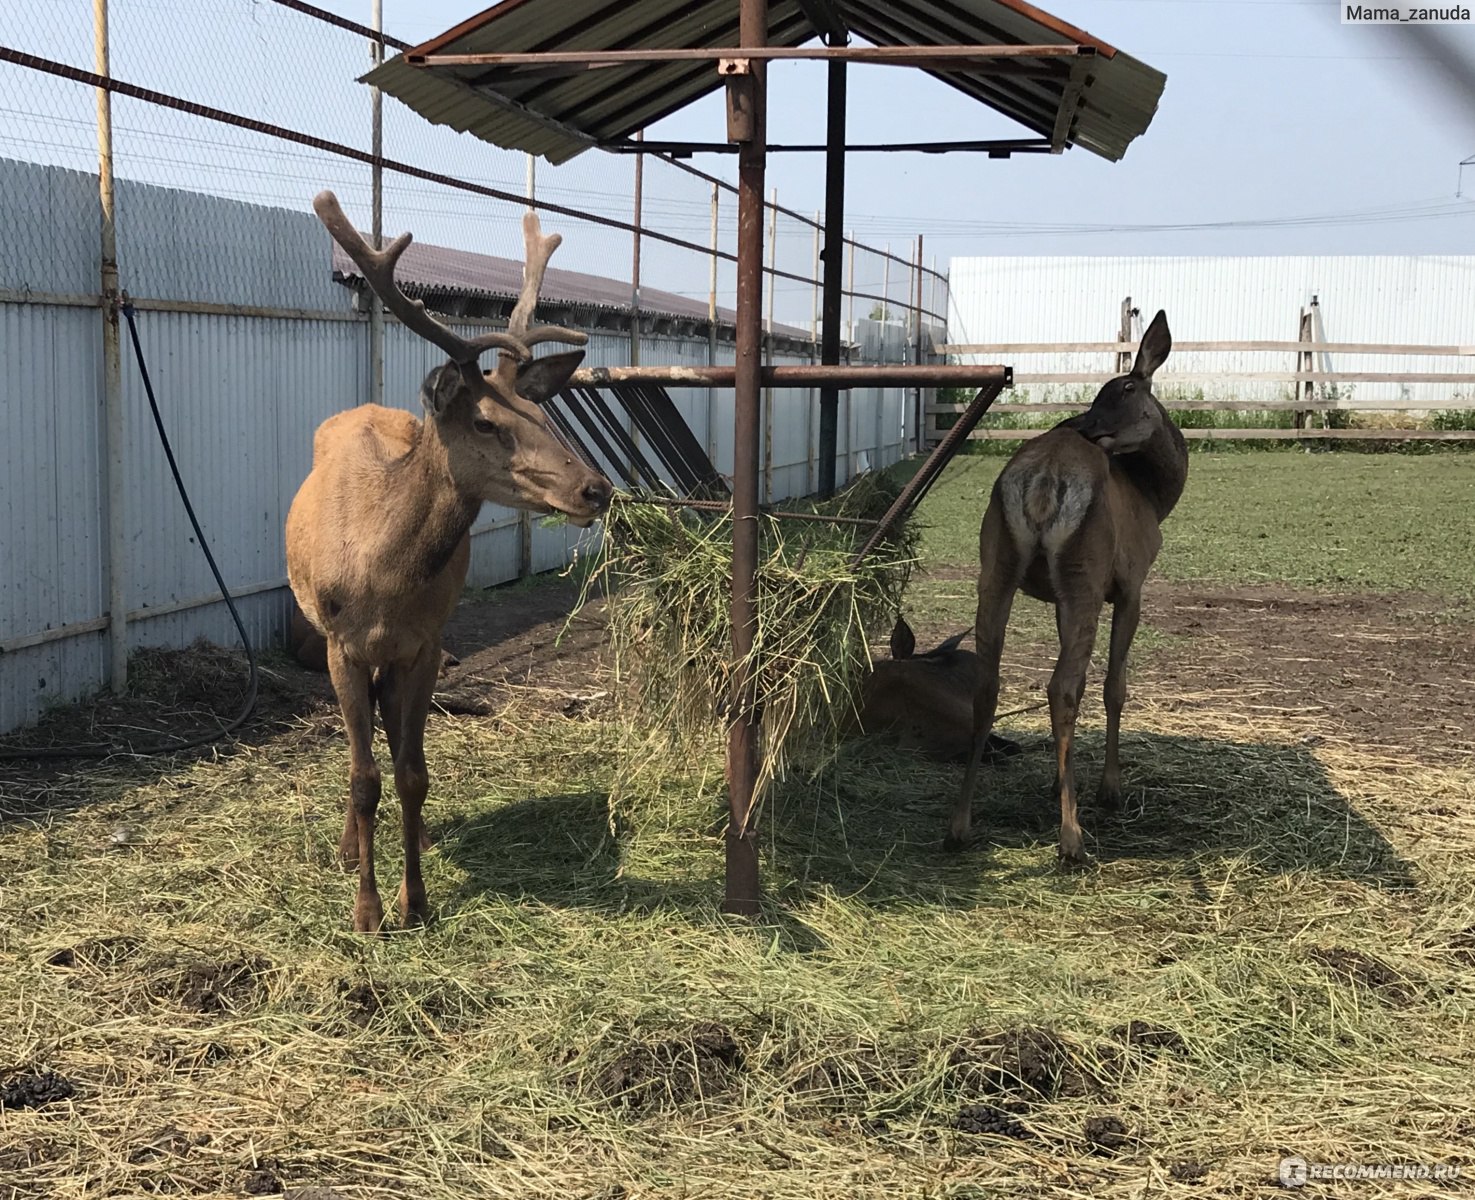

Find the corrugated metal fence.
[{"left": 0, "top": 158, "right": 915, "bottom": 734}]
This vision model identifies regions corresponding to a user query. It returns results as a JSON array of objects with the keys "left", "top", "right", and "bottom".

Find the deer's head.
[
  {"left": 1069, "top": 309, "right": 1172, "bottom": 454},
  {"left": 314, "top": 192, "right": 612, "bottom": 527}
]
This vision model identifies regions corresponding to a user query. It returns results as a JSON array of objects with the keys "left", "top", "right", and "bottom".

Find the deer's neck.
[
  {"left": 1114, "top": 405, "right": 1188, "bottom": 522},
  {"left": 388, "top": 420, "right": 482, "bottom": 586}
]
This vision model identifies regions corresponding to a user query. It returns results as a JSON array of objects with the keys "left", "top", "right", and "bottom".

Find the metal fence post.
[
  {"left": 95, "top": 0, "right": 127, "bottom": 692},
  {"left": 846, "top": 232, "right": 856, "bottom": 479},
  {"left": 764, "top": 187, "right": 776, "bottom": 504},
  {"left": 519, "top": 151, "right": 536, "bottom": 579},
  {"left": 913, "top": 233, "right": 924, "bottom": 453},
  {"left": 708, "top": 181, "right": 719, "bottom": 465},
  {"left": 629, "top": 130, "right": 644, "bottom": 479},
  {"left": 809, "top": 208, "right": 820, "bottom": 493}
]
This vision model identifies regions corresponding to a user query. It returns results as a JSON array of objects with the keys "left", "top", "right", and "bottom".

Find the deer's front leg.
[
  {"left": 1097, "top": 590, "right": 1141, "bottom": 814},
  {"left": 378, "top": 646, "right": 440, "bottom": 927},
  {"left": 327, "top": 643, "right": 384, "bottom": 933}
]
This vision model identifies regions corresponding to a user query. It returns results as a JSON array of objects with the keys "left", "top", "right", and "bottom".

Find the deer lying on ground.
[
  {"left": 950, "top": 310, "right": 1186, "bottom": 864},
  {"left": 857, "top": 617, "right": 1019, "bottom": 763},
  {"left": 286, "top": 192, "right": 612, "bottom": 932}
]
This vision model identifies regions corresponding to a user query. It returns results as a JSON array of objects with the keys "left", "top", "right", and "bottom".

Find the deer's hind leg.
[
  {"left": 1047, "top": 573, "right": 1104, "bottom": 869},
  {"left": 1096, "top": 588, "right": 1142, "bottom": 813},
  {"left": 949, "top": 506, "right": 1022, "bottom": 851},
  {"left": 327, "top": 642, "right": 384, "bottom": 933},
  {"left": 377, "top": 643, "right": 440, "bottom": 927}
]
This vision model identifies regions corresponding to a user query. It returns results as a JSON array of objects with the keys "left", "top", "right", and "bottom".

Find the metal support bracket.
[{"left": 725, "top": 69, "right": 756, "bottom": 142}]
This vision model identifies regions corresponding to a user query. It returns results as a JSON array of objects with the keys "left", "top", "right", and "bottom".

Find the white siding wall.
[
  {"left": 0, "top": 160, "right": 914, "bottom": 733},
  {"left": 948, "top": 256, "right": 1475, "bottom": 405}
]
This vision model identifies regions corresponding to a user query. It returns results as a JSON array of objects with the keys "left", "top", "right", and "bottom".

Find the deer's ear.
[
  {"left": 1132, "top": 310, "right": 1172, "bottom": 378},
  {"left": 889, "top": 617, "right": 916, "bottom": 660},
  {"left": 516, "top": 349, "right": 585, "bottom": 405},
  {"left": 420, "top": 362, "right": 469, "bottom": 417}
]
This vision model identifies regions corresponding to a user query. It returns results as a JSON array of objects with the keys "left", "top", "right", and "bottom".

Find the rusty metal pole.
[
  {"left": 817, "top": 54, "right": 846, "bottom": 498},
  {"left": 368, "top": 0, "right": 384, "bottom": 410},
  {"left": 725, "top": 0, "right": 767, "bottom": 916},
  {"left": 95, "top": 0, "right": 126, "bottom": 692}
]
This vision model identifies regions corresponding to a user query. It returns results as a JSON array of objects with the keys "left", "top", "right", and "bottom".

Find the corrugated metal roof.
[
  {"left": 330, "top": 236, "right": 814, "bottom": 339},
  {"left": 363, "top": 0, "right": 1164, "bottom": 166}
]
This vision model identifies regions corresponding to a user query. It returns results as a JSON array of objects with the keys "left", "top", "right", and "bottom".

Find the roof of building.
[
  {"left": 330, "top": 236, "right": 813, "bottom": 340},
  {"left": 363, "top": 0, "right": 1165, "bottom": 166}
]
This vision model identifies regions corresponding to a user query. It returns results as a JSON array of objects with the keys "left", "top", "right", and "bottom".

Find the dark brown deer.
[
  {"left": 857, "top": 617, "right": 1019, "bottom": 763},
  {"left": 286, "top": 192, "right": 612, "bottom": 932},
  {"left": 950, "top": 310, "right": 1186, "bottom": 863}
]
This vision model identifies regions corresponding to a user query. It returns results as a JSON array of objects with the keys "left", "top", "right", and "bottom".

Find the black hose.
[{"left": 0, "top": 301, "right": 259, "bottom": 760}]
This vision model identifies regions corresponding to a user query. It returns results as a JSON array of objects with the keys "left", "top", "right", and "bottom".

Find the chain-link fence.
[
  {"left": 0, "top": 0, "right": 953, "bottom": 732},
  {"left": 0, "top": 0, "right": 949, "bottom": 352}
]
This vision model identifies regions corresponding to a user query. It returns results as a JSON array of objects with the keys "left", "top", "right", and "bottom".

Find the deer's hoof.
[
  {"left": 353, "top": 895, "right": 385, "bottom": 934},
  {"left": 1095, "top": 782, "right": 1123, "bottom": 814},
  {"left": 1056, "top": 845, "right": 1093, "bottom": 873},
  {"left": 942, "top": 832, "right": 970, "bottom": 853},
  {"left": 399, "top": 883, "right": 429, "bottom": 928}
]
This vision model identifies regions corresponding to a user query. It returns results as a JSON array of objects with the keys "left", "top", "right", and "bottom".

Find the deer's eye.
[{"left": 473, "top": 417, "right": 514, "bottom": 451}]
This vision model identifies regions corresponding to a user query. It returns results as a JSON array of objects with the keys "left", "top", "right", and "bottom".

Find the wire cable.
[{"left": 0, "top": 302, "right": 259, "bottom": 760}]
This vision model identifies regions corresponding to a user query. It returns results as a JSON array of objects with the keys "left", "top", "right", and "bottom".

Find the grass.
[
  {"left": 911, "top": 452, "right": 1475, "bottom": 599},
  {"left": 2, "top": 454, "right": 1475, "bottom": 1198}
]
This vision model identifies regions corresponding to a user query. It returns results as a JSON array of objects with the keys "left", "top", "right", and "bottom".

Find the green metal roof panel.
[{"left": 363, "top": 0, "right": 1164, "bottom": 165}]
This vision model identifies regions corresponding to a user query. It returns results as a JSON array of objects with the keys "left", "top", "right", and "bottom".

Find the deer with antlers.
[
  {"left": 949, "top": 311, "right": 1186, "bottom": 864},
  {"left": 287, "top": 192, "right": 612, "bottom": 932}
]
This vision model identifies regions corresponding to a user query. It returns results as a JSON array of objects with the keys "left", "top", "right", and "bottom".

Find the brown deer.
[
  {"left": 950, "top": 310, "right": 1186, "bottom": 863},
  {"left": 287, "top": 192, "right": 613, "bottom": 932},
  {"left": 857, "top": 617, "right": 1019, "bottom": 763}
]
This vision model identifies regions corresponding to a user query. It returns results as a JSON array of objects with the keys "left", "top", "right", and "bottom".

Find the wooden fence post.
[
  {"left": 1116, "top": 296, "right": 1135, "bottom": 374},
  {"left": 1295, "top": 304, "right": 1315, "bottom": 433}
]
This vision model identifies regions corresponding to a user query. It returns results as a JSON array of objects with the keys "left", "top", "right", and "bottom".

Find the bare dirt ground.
[
  {"left": 1138, "top": 583, "right": 1474, "bottom": 761},
  {"left": 898, "top": 568, "right": 1474, "bottom": 766},
  {"left": 2, "top": 574, "right": 1470, "bottom": 810}
]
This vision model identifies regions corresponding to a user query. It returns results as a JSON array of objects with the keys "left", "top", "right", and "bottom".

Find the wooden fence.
[{"left": 933, "top": 311, "right": 1475, "bottom": 445}]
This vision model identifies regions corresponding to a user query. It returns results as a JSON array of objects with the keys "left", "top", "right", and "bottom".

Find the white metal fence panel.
[{"left": 948, "top": 255, "right": 1475, "bottom": 406}]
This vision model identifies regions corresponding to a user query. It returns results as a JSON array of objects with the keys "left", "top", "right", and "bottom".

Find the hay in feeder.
[{"left": 577, "top": 473, "right": 919, "bottom": 806}]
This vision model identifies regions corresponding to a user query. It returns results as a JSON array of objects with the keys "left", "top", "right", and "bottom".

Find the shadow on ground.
[{"left": 437, "top": 728, "right": 1415, "bottom": 924}]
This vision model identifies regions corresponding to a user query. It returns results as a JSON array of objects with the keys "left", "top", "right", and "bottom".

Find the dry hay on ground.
[{"left": 0, "top": 579, "right": 1472, "bottom": 1199}]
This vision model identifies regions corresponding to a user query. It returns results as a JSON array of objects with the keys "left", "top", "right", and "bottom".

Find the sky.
[
  {"left": 365, "top": 0, "right": 1475, "bottom": 258},
  {"left": 1, "top": 0, "right": 1473, "bottom": 328}
]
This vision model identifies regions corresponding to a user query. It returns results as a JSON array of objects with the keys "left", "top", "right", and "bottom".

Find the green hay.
[{"left": 576, "top": 474, "right": 918, "bottom": 808}]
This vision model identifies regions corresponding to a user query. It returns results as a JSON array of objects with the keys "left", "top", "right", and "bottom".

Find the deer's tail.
[{"left": 998, "top": 463, "right": 1094, "bottom": 556}]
